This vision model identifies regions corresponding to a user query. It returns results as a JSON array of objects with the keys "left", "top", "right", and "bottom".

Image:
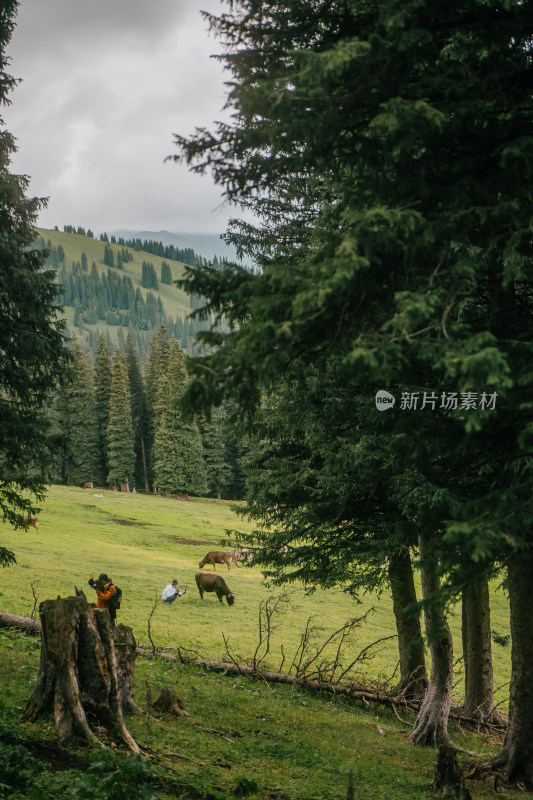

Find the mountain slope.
[{"left": 36, "top": 227, "right": 206, "bottom": 357}]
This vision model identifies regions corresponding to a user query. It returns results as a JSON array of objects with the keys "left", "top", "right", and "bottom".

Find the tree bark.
[
  {"left": 485, "top": 556, "right": 533, "bottom": 786},
  {"left": 409, "top": 533, "right": 453, "bottom": 747},
  {"left": 113, "top": 624, "right": 141, "bottom": 715},
  {"left": 388, "top": 547, "right": 428, "bottom": 701},
  {"left": 20, "top": 592, "right": 140, "bottom": 752},
  {"left": 141, "top": 436, "right": 150, "bottom": 493},
  {"left": 460, "top": 576, "right": 504, "bottom": 725}
]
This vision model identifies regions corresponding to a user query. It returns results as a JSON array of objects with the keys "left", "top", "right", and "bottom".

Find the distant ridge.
[{"left": 110, "top": 229, "right": 244, "bottom": 265}]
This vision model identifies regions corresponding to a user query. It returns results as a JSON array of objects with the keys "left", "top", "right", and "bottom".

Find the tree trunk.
[
  {"left": 388, "top": 547, "right": 428, "bottom": 701},
  {"left": 20, "top": 592, "right": 140, "bottom": 752},
  {"left": 485, "top": 556, "right": 533, "bottom": 786},
  {"left": 409, "top": 533, "right": 453, "bottom": 747},
  {"left": 141, "top": 436, "right": 150, "bottom": 493},
  {"left": 113, "top": 624, "right": 141, "bottom": 715},
  {"left": 461, "top": 576, "right": 504, "bottom": 725}
]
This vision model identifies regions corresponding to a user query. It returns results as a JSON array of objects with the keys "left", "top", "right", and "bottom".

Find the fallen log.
[
  {"left": 0, "top": 611, "right": 41, "bottom": 635},
  {"left": 0, "top": 612, "right": 506, "bottom": 731}
]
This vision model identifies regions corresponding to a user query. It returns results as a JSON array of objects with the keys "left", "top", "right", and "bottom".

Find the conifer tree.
[
  {"left": 95, "top": 334, "right": 112, "bottom": 486},
  {"left": 107, "top": 351, "right": 135, "bottom": 491},
  {"left": 175, "top": 0, "right": 533, "bottom": 771},
  {"left": 153, "top": 339, "right": 207, "bottom": 496},
  {"left": 124, "top": 333, "right": 150, "bottom": 492},
  {"left": 160, "top": 261, "right": 172, "bottom": 285},
  {"left": 198, "top": 409, "right": 233, "bottom": 499},
  {"left": 62, "top": 340, "right": 98, "bottom": 486}
]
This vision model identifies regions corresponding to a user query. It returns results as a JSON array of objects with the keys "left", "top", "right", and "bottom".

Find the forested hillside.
[
  {"left": 35, "top": 226, "right": 226, "bottom": 360},
  {"left": 30, "top": 227, "right": 245, "bottom": 499}
]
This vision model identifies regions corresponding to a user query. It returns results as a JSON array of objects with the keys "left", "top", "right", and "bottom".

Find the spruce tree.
[
  {"left": 62, "top": 340, "right": 98, "bottom": 486},
  {"left": 175, "top": 0, "right": 533, "bottom": 771},
  {"left": 153, "top": 339, "right": 207, "bottom": 496},
  {"left": 107, "top": 351, "right": 135, "bottom": 491},
  {"left": 124, "top": 333, "right": 150, "bottom": 492},
  {"left": 0, "top": 1, "right": 69, "bottom": 555},
  {"left": 95, "top": 334, "right": 112, "bottom": 486},
  {"left": 160, "top": 261, "right": 172, "bottom": 285}
]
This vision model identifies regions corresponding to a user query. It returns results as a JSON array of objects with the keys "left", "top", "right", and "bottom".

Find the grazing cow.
[
  {"left": 195, "top": 571, "right": 235, "bottom": 605},
  {"left": 13, "top": 514, "right": 39, "bottom": 533},
  {"left": 198, "top": 550, "right": 239, "bottom": 572},
  {"left": 232, "top": 548, "right": 253, "bottom": 564},
  {"left": 83, "top": 482, "right": 94, "bottom": 489}
]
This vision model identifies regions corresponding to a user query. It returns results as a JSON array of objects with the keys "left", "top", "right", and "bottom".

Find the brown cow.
[
  {"left": 13, "top": 514, "right": 39, "bottom": 532},
  {"left": 198, "top": 550, "right": 239, "bottom": 572},
  {"left": 195, "top": 571, "right": 235, "bottom": 605},
  {"left": 83, "top": 482, "right": 94, "bottom": 489}
]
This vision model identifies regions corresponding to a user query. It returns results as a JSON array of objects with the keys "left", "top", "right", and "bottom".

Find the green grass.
[
  {"left": 0, "top": 628, "right": 522, "bottom": 800},
  {"left": 0, "top": 486, "right": 519, "bottom": 798},
  {"left": 1, "top": 486, "right": 511, "bottom": 703}
]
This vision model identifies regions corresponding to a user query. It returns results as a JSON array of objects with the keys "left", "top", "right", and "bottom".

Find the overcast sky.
[{"left": 5, "top": 0, "right": 241, "bottom": 236}]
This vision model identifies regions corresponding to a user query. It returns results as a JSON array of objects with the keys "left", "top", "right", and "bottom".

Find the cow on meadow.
[
  {"left": 198, "top": 550, "right": 239, "bottom": 572},
  {"left": 195, "top": 571, "right": 235, "bottom": 605},
  {"left": 13, "top": 514, "right": 39, "bottom": 532}
]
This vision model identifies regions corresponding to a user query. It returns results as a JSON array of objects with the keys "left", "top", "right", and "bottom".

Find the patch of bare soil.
[
  {"left": 167, "top": 535, "right": 222, "bottom": 547},
  {"left": 111, "top": 518, "right": 151, "bottom": 527},
  {"left": 0, "top": 733, "right": 88, "bottom": 771}
]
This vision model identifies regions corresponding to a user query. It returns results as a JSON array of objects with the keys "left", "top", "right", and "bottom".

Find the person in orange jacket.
[{"left": 88, "top": 573, "right": 117, "bottom": 625}]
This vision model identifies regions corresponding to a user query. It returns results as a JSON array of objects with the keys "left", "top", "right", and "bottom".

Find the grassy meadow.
[
  {"left": 0, "top": 485, "right": 512, "bottom": 701},
  {"left": 0, "top": 486, "right": 519, "bottom": 799}
]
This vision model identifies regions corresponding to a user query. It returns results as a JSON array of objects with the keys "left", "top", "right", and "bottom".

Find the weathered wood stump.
[
  {"left": 20, "top": 591, "right": 140, "bottom": 752},
  {"left": 152, "top": 685, "right": 189, "bottom": 717},
  {"left": 433, "top": 745, "right": 472, "bottom": 799},
  {"left": 113, "top": 624, "right": 141, "bottom": 715}
]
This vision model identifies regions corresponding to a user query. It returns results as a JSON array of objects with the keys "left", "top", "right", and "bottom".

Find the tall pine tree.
[
  {"left": 95, "top": 334, "right": 112, "bottom": 486},
  {"left": 62, "top": 340, "right": 98, "bottom": 486},
  {"left": 124, "top": 333, "right": 150, "bottom": 492},
  {"left": 107, "top": 351, "right": 135, "bottom": 491},
  {"left": 153, "top": 338, "right": 207, "bottom": 497}
]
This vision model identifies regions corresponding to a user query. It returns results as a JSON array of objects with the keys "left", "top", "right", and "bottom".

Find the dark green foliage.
[
  {"left": 0, "top": 742, "right": 40, "bottom": 794},
  {"left": 122, "top": 236, "right": 207, "bottom": 267},
  {"left": 61, "top": 340, "right": 99, "bottom": 486},
  {"left": 141, "top": 260, "right": 159, "bottom": 289},
  {"left": 198, "top": 410, "right": 234, "bottom": 499},
  {"left": 104, "top": 242, "right": 115, "bottom": 268},
  {"left": 153, "top": 338, "right": 207, "bottom": 496},
  {"left": 0, "top": 743, "right": 162, "bottom": 800},
  {"left": 107, "top": 351, "right": 135, "bottom": 489},
  {"left": 95, "top": 334, "right": 112, "bottom": 485},
  {"left": 0, "top": 0, "right": 70, "bottom": 535},
  {"left": 173, "top": 0, "right": 533, "bottom": 776},
  {"left": 125, "top": 333, "right": 150, "bottom": 491},
  {"left": 160, "top": 260, "right": 172, "bottom": 284}
]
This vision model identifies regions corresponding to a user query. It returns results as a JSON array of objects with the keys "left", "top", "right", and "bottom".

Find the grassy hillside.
[
  {"left": 0, "top": 486, "right": 518, "bottom": 800},
  {"left": 36, "top": 227, "right": 195, "bottom": 351},
  {"left": 0, "top": 486, "right": 512, "bottom": 706}
]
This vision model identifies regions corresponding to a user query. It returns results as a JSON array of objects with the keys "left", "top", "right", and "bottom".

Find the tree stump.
[
  {"left": 433, "top": 745, "right": 472, "bottom": 799},
  {"left": 113, "top": 624, "right": 141, "bottom": 715},
  {"left": 20, "top": 591, "right": 140, "bottom": 752},
  {"left": 152, "top": 685, "right": 189, "bottom": 717}
]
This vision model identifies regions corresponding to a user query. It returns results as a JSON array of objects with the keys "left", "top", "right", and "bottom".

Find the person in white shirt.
[{"left": 161, "top": 579, "right": 186, "bottom": 604}]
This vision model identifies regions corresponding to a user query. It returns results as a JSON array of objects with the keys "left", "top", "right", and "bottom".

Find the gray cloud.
[{"left": 4, "top": 0, "right": 241, "bottom": 235}]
